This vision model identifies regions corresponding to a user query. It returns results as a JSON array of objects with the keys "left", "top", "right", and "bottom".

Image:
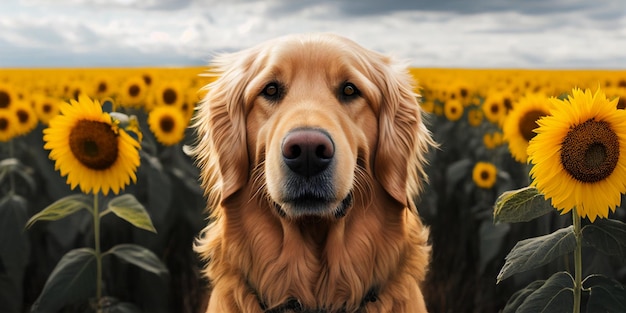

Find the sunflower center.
[
  {"left": 561, "top": 119, "right": 620, "bottom": 183},
  {"left": 480, "top": 170, "right": 490, "bottom": 181},
  {"left": 16, "top": 109, "right": 29, "bottom": 123},
  {"left": 490, "top": 103, "right": 500, "bottom": 114},
  {"left": 98, "top": 82, "right": 108, "bottom": 93},
  {"left": 519, "top": 109, "right": 547, "bottom": 142},
  {"left": 69, "top": 120, "right": 119, "bottom": 170},
  {"left": 0, "top": 117, "right": 8, "bottom": 130},
  {"left": 163, "top": 89, "right": 177, "bottom": 105},
  {"left": 0, "top": 91, "right": 11, "bottom": 108},
  {"left": 43, "top": 103, "right": 52, "bottom": 113},
  {"left": 142, "top": 75, "right": 152, "bottom": 86},
  {"left": 159, "top": 116, "right": 175, "bottom": 133},
  {"left": 129, "top": 85, "right": 140, "bottom": 97},
  {"left": 503, "top": 98, "right": 513, "bottom": 111}
]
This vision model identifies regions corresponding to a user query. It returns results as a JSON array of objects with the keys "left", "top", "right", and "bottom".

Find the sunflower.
[
  {"left": 455, "top": 81, "right": 472, "bottom": 104},
  {"left": 0, "top": 83, "right": 18, "bottom": 110},
  {"left": 92, "top": 75, "right": 116, "bottom": 99},
  {"left": 12, "top": 100, "right": 38, "bottom": 136},
  {"left": 482, "top": 91, "right": 508, "bottom": 125},
  {"left": 32, "top": 94, "right": 62, "bottom": 125},
  {"left": 154, "top": 81, "right": 184, "bottom": 108},
  {"left": 484, "top": 132, "right": 503, "bottom": 149},
  {"left": 147, "top": 105, "right": 187, "bottom": 146},
  {"left": 140, "top": 71, "right": 155, "bottom": 87},
  {"left": 420, "top": 99, "right": 435, "bottom": 113},
  {"left": 67, "top": 81, "right": 89, "bottom": 101},
  {"left": 180, "top": 100, "right": 195, "bottom": 122},
  {"left": 467, "top": 108, "right": 484, "bottom": 127},
  {"left": 473, "top": 162, "right": 497, "bottom": 189},
  {"left": 444, "top": 99, "right": 464, "bottom": 121},
  {"left": 503, "top": 93, "right": 554, "bottom": 163},
  {"left": 433, "top": 103, "right": 443, "bottom": 116},
  {"left": 43, "top": 95, "right": 141, "bottom": 196},
  {"left": 119, "top": 76, "right": 148, "bottom": 108},
  {"left": 0, "top": 109, "right": 18, "bottom": 142},
  {"left": 528, "top": 88, "right": 626, "bottom": 222}
]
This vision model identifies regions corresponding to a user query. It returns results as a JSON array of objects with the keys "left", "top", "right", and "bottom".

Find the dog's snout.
[{"left": 282, "top": 129, "right": 334, "bottom": 177}]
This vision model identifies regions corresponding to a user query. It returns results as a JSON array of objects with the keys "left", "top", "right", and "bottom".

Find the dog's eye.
[
  {"left": 261, "top": 82, "right": 283, "bottom": 102},
  {"left": 339, "top": 82, "right": 360, "bottom": 102}
]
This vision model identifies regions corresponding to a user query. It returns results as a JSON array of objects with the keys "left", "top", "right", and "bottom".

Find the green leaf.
[
  {"left": 494, "top": 186, "right": 555, "bottom": 224},
  {"left": 516, "top": 271, "right": 574, "bottom": 313},
  {"left": 0, "top": 158, "right": 36, "bottom": 193},
  {"left": 25, "top": 194, "right": 92, "bottom": 229},
  {"left": 0, "top": 194, "right": 29, "bottom": 313},
  {"left": 584, "top": 274, "right": 626, "bottom": 312},
  {"left": 497, "top": 226, "right": 575, "bottom": 283},
  {"left": 445, "top": 158, "right": 472, "bottom": 196},
  {"left": 0, "top": 158, "right": 21, "bottom": 183},
  {"left": 582, "top": 219, "right": 626, "bottom": 262},
  {"left": 502, "top": 280, "right": 546, "bottom": 313},
  {"left": 107, "top": 194, "right": 156, "bottom": 233},
  {"left": 0, "top": 194, "right": 29, "bottom": 267},
  {"left": 479, "top": 221, "right": 510, "bottom": 274},
  {"left": 30, "top": 248, "right": 97, "bottom": 313},
  {"left": 104, "top": 244, "right": 168, "bottom": 276}
]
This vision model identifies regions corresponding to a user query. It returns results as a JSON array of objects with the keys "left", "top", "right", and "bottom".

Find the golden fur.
[{"left": 191, "top": 33, "right": 435, "bottom": 313}]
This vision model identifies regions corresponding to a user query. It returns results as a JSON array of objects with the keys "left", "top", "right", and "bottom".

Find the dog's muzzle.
[
  {"left": 276, "top": 127, "right": 350, "bottom": 217},
  {"left": 282, "top": 128, "right": 334, "bottom": 177}
]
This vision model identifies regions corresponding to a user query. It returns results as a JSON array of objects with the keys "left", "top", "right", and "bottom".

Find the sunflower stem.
[
  {"left": 93, "top": 193, "right": 103, "bottom": 313},
  {"left": 572, "top": 208, "right": 582, "bottom": 313}
]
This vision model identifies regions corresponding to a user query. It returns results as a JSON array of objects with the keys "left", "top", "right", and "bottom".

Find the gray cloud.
[
  {"left": 21, "top": 0, "right": 193, "bottom": 10},
  {"left": 252, "top": 0, "right": 621, "bottom": 18},
  {"left": 2, "top": 0, "right": 625, "bottom": 68}
]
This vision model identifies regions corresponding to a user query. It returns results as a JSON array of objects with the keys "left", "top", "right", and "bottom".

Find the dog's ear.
[
  {"left": 191, "top": 50, "right": 259, "bottom": 206},
  {"left": 371, "top": 57, "right": 435, "bottom": 208}
]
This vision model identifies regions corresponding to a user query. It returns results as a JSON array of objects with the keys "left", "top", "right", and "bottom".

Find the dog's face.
[
  {"left": 193, "top": 33, "right": 433, "bottom": 220},
  {"left": 246, "top": 40, "right": 380, "bottom": 218}
]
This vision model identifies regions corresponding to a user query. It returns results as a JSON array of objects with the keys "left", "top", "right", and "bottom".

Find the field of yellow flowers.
[{"left": 1, "top": 67, "right": 625, "bottom": 313}]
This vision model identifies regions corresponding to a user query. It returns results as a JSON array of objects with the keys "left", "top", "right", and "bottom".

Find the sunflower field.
[{"left": 1, "top": 67, "right": 626, "bottom": 313}]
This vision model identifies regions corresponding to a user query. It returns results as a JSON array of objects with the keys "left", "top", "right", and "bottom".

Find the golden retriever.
[{"left": 191, "top": 33, "right": 435, "bottom": 313}]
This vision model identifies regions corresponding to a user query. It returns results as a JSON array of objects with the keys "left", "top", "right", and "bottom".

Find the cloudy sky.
[{"left": 1, "top": 0, "right": 625, "bottom": 68}]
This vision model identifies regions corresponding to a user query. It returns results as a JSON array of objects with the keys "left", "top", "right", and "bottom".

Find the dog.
[{"left": 191, "top": 33, "right": 435, "bottom": 313}]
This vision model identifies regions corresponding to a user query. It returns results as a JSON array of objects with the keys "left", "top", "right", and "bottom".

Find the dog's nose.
[{"left": 282, "top": 129, "right": 334, "bottom": 177}]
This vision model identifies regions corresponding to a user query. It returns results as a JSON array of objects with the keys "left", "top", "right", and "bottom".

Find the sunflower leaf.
[
  {"left": 502, "top": 280, "right": 546, "bottom": 313},
  {"left": 515, "top": 271, "right": 574, "bottom": 313},
  {"left": 582, "top": 219, "right": 626, "bottom": 262},
  {"left": 0, "top": 158, "right": 36, "bottom": 192},
  {"left": 445, "top": 158, "right": 472, "bottom": 196},
  {"left": 493, "top": 186, "right": 554, "bottom": 224},
  {"left": 30, "top": 248, "right": 97, "bottom": 313},
  {"left": 25, "top": 193, "right": 93, "bottom": 229},
  {"left": 0, "top": 194, "right": 30, "bottom": 307},
  {"left": 583, "top": 274, "right": 626, "bottom": 312},
  {"left": 107, "top": 194, "right": 157, "bottom": 233},
  {"left": 497, "top": 226, "right": 575, "bottom": 283},
  {"left": 103, "top": 244, "right": 168, "bottom": 277}
]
